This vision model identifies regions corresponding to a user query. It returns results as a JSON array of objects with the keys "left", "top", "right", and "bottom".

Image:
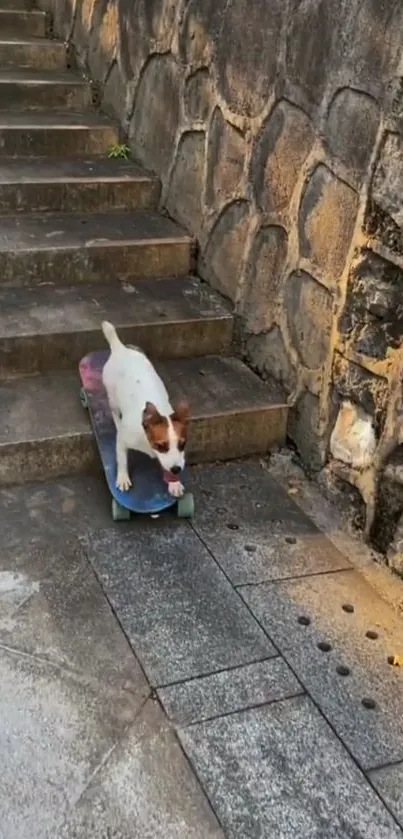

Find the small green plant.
[{"left": 108, "top": 143, "right": 131, "bottom": 160}]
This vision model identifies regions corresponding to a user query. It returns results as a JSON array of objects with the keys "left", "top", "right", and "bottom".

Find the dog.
[{"left": 101, "top": 321, "right": 190, "bottom": 498}]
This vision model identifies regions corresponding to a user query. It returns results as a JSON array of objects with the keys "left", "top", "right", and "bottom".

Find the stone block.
[
  {"left": 179, "top": 0, "right": 217, "bottom": 67},
  {"left": 141, "top": 0, "right": 178, "bottom": 46},
  {"left": 288, "top": 390, "right": 323, "bottom": 471},
  {"left": 166, "top": 131, "right": 205, "bottom": 239},
  {"left": 118, "top": 0, "right": 148, "bottom": 84},
  {"left": 212, "top": 0, "right": 284, "bottom": 117},
  {"left": 372, "top": 133, "right": 403, "bottom": 229},
  {"left": 246, "top": 327, "right": 297, "bottom": 394},
  {"left": 200, "top": 200, "right": 250, "bottom": 301},
  {"left": 330, "top": 399, "right": 377, "bottom": 469},
  {"left": 299, "top": 164, "right": 359, "bottom": 288},
  {"left": 387, "top": 510, "right": 403, "bottom": 575},
  {"left": 253, "top": 100, "right": 315, "bottom": 219},
  {"left": 284, "top": 270, "right": 332, "bottom": 370},
  {"left": 184, "top": 69, "right": 214, "bottom": 122},
  {"left": 240, "top": 225, "right": 288, "bottom": 333},
  {"left": 179, "top": 695, "right": 402, "bottom": 837},
  {"left": 342, "top": 0, "right": 403, "bottom": 98},
  {"left": 119, "top": 0, "right": 177, "bottom": 81},
  {"left": 333, "top": 354, "right": 388, "bottom": 429},
  {"left": 47, "top": 0, "right": 76, "bottom": 41},
  {"left": 340, "top": 249, "right": 403, "bottom": 359},
  {"left": 72, "top": 0, "right": 96, "bottom": 61},
  {"left": 206, "top": 108, "right": 245, "bottom": 209},
  {"left": 326, "top": 88, "right": 379, "bottom": 187},
  {"left": 102, "top": 60, "right": 127, "bottom": 124},
  {"left": 129, "top": 54, "right": 181, "bottom": 182},
  {"left": 87, "top": 0, "right": 118, "bottom": 82},
  {"left": 286, "top": 0, "right": 342, "bottom": 112}
]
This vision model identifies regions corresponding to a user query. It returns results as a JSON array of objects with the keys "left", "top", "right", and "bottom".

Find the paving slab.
[
  {"left": 60, "top": 700, "right": 224, "bottom": 839},
  {"left": 370, "top": 762, "right": 403, "bottom": 829},
  {"left": 0, "top": 478, "right": 224, "bottom": 839},
  {"left": 83, "top": 525, "right": 274, "bottom": 686},
  {"left": 0, "top": 539, "right": 148, "bottom": 693},
  {"left": 0, "top": 646, "right": 145, "bottom": 839},
  {"left": 179, "top": 694, "right": 402, "bottom": 839},
  {"left": 191, "top": 462, "right": 351, "bottom": 583},
  {"left": 158, "top": 657, "right": 303, "bottom": 726},
  {"left": 0, "top": 475, "right": 113, "bottom": 554},
  {"left": 241, "top": 570, "right": 403, "bottom": 769}
]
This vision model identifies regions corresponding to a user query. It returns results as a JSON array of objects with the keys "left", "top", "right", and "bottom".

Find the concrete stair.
[{"left": 0, "top": 1, "right": 288, "bottom": 486}]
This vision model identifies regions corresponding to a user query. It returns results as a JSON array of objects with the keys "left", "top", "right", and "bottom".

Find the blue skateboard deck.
[{"left": 79, "top": 350, "right": 194, "bottom": 520}]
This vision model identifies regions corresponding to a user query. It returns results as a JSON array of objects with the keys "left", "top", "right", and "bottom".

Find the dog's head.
[{"left": 142, "top": 400, "right": 190, "bottom": 477}]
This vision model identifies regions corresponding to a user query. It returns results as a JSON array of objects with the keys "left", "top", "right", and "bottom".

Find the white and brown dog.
[{"left": 101, "top": 321, "right": 190, "bottom": 498}]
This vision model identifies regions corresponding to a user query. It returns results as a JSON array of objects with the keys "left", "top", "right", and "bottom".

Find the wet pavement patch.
[
  {"left": 241, "top": 570, "right": 403, "bottom": 769},
  {"left": 178, "top": 694, "right": 402, "bottom": 839},
  {"left": 190, "top": 462, "right": 351, "bottom": 584},
  {"left": 83, "top": 524, "right": 274, "bottom": 686},
  {"left": 158, "top": 657, "right": 303, "bottom": 726}
]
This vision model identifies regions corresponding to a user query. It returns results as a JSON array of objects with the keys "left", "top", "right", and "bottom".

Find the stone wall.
[{"left": 40, "top": 0, "right": 403, "bottom": 555}]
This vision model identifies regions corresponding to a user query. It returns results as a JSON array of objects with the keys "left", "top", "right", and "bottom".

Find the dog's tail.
[{"left": 102, "top": 321, "right": 122, "bottom": 351}]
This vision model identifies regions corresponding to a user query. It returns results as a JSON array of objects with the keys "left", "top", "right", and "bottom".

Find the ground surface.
[{"left": 0, "top": 459, "right": 403, "bottom": 838}]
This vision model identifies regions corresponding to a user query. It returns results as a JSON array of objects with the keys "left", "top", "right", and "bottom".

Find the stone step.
[
  {"left": 0, "top": 9, "right": 46, "bottom": 37},
  {"left": 0, "top": 277, "right": 233, "bottom": 377},
  {"left": 0, "top": 210, "right": 192, "bottom": 286},
  {"left": 0, "top": 70, "right": 91, "bottom": 110},
  {"left": 0, "top": 357, "right": 287, "bottom": 484},
  {"left": 0, "top": 111, "right": 119, "bottom": 156},
  {"left": 0, "top": 37, "right": 67, "bottom": 71},
  {"left": 0, "top": 156, "right": 160, "bottom": 213}
]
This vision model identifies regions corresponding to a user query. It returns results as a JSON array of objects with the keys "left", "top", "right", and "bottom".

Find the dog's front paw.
[
  {"left": 116, "top": 472, "right": 132, "bottom": 492},
  {"left": 168, "top": 481, "right": 184, "bottom": 499}
]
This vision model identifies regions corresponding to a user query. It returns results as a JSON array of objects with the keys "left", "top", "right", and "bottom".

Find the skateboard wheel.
[
  {"left": 177, "top": 492, "right": 195, "bottom": 519},
  {"left": 80, "top": 387, "right": 89, "bottom": 409},
  {"left": 112, "top": 498, "right": 131, "bottom": 521}
]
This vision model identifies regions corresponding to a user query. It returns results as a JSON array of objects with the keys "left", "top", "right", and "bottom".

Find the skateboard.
[{"left": 79, "top": 350, "right": 195, "bottom": 521}]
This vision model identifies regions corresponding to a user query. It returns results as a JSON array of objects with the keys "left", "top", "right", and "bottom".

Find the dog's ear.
[
  {"left": 171, "top": 400, "right": 190, "bottom": 425},
  {"left": 142, "top": 401, "right": 163, "bottom": 428}
]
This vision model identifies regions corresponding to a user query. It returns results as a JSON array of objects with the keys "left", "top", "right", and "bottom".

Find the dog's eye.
[
  {"left": 155, "top": 442, "right": 169, "bottom": 454},
  {"left": 178, "top": 440, "right": 186, "bottom": 452}
]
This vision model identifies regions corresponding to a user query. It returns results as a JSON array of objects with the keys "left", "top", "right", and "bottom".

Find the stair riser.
[
  {"left": 0, "top": 180, "right": 160, "bottom": 213},
  {"left": 0, "top": 242, "right": 192, "bottom": 287},
  {"left": 0, "top": 125, "right": 119, "bottom": 156},
  {"left": 0, "top": 82, "right": 92, "bottom": 111},
  {"left": 0, "top": 408, "right": 288, "bottom": 485},
  {"left": 0, "top": 11, "right": 47, "bottom": 37},
  {"left": 0, "top": 42, "right": 67, "bottom": 71},
  {"left": 0, "top": 321, "right": 233, "bottom": 377},
  {"left": 0, "top": 0, "right": 35, "bottom": 8}
]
